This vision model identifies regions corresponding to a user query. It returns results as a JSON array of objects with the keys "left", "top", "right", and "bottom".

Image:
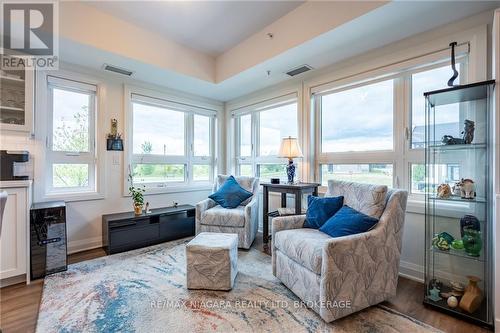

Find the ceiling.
[
  {"left": 60, "top": 1, "right": 500, "bottom": 101},
  {"left": 87, "top": 1, "right": 304, "bottom": 56}
]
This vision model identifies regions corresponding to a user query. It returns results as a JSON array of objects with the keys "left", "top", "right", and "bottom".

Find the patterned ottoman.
[{"left": 186, "top": 232, "right": 238, "bottom": 291}]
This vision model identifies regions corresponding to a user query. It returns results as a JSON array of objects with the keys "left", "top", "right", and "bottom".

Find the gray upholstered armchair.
[
  {"left": 272, "top": 180, "right": 408, "bottom": 322},
  {"left": 195, "top": 175, "right": 260, "bottom": 249}
]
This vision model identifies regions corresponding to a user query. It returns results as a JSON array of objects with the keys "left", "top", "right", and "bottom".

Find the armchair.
[
  {"left": 272, "top": 180, "right": 408, "bottom": 322},
  {"left": 196, "top": 175, "right": 259, "bottom": 249}
]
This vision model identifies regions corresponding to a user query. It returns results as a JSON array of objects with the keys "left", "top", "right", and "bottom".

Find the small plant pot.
[{"left": 134, "top": 204, "right": 143, "bottom": 216}]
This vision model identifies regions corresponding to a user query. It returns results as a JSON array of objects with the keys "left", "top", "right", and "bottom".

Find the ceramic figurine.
[
  {"left": 460, "top": 215, "right": 480, "bottom": 237},
  {"left": 442, "top": 135, "right": 465, "bottom": 145},
  {"left": 460, "top": 178, "right": 475, "bottom": 199},
  {"left": 428, "top": 287, "right": 442, "bottom": 302},
  {"left": 432, "top": 232, "right": 454, "bottom": 251},
  {"left": 462, "top": 119, "right": 475, "bottom": 144},
  {"left": 447, "top": 296, "right": 459, "bottom": 308},
  {"left": 459, "top": 276, "right": 483, "bottom": 313},
  {"left": 462, "top": 228, "right": 482, "bottom": 257},
  {"left": 452, "top": 181, "right": 463, "bottom": 196},
  {"left": 437, "top": 184, "right": 452, "bottom": 198}
]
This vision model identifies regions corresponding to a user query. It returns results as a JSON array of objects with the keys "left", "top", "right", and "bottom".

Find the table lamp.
[{"left": 278, "top": 136, "right": 303, "bottom": 184}]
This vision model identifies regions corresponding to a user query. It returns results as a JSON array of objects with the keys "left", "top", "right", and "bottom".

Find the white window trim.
[
  {"left": 312, "top": 54, "right": 471, "bottom": 207},
  {"left": 123, "top": 85, "right": 219, "bottom": 195},
  {"left": 232, "top": 93, "right": 300, "bottom": 181},
  {"left": 34, "top": 69, "right": 106, "bottom": 202}
]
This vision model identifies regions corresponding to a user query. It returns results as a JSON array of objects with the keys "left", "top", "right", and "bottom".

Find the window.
[
  {"left": 129, "top": 92, "right": 216, "bottom": 190},
  {"left": 316, "top": 78, "right": 395, "bottom": 187},
  {"left": 321, "top": 164, "right": 393, "bottom": 187},
  {"left": 315, "top": 57, "right": 468, "bottom": 192},
  {"left": 321, "top": 79, "right": 394, "bottom": 153},
  {"left": 411, "top": 65, "right": 463, "bottom": 148},
  {"left": 233, "top": 94, "right": 298, "bottom": 181},
  {"left": 46, "top": 76, "right": 97, "bottom": 194},
  {"left": 410, "top": 163, "right": 461, "bottom": 194}
]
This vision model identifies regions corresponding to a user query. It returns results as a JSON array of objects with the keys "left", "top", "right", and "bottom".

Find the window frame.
[
  {"left": 403, "top": 58, "right": 468, "bottom": 201},
  {"left": 34, "top": 69, "right": 106, "bottom": 202},
  {"left": 233, "top": 94, "right": 299, "bottom": 182},
  {"left": 125, "top": 86, "right": 217, "bottom": 194},
  {"left": 46, "top": 78, "right": 97, "bottom": 194},
  {"left": 314, "top": 75, "right": 400, "bottom": 190},
  {"left": 313, "top": 56, "right": 469, "bottom": 196}
]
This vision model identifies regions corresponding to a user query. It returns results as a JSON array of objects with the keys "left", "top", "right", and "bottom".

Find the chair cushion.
[
  {"left": 201, "top": 205, "right": 246, "bottom": 228},
  {"left": 304, "top": 195, "right": 344, "bottom": 229},
  {"left": 274, "top": 229, "right": 331, "bottom": 274},
  {"left": 209, "top": 175, "right": 253, "bottom": 208},
  {"left": 216, "top": 175, "right": 256, "bottom": 206},
  {"left": 325, "top": 180, "right": 388, "bottom": 219},
  {"left": 319, "top": 205, "right": 379, "bottom": 238}
]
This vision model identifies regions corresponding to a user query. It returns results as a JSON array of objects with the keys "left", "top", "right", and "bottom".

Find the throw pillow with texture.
[
  {"left": 304, "top": 195, "right": 344, "bottom": 229},
  {"left": 209, "top": 175, "right": 253, "bottom": 209}
]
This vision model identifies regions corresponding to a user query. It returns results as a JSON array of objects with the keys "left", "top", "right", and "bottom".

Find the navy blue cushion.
[
  {"left": 208, "top": 176, "right": 253, "bottom": 209},
  {"left": 304, "top": 195, "right": 344, "bottom": 229},
  {"left": 319, "top": 205, "right": 379, "bottom": 238}
]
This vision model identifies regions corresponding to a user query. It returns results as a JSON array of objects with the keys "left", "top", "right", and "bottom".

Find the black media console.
[{"left": 102, "top": 205, "right": 195, "bottom": 254}]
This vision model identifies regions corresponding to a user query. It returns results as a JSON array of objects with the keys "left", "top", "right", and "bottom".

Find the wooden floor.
[{"left": 0, "top": 237, "right": 493, "bottom": 333}]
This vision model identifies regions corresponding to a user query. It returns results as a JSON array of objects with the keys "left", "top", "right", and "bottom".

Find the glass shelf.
[
  {"left": 430, "top": 247, "right": 485, "bottom": 262},
  {"left": 428, "top": 195, "right": 486, "bottom": 203},
  {"left": 429, "top": 143, "right": 486, "bottom": 151}
]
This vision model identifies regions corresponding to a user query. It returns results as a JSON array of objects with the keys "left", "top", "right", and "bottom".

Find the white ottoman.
[{"left": 186, "top": 232, "right": 238, "bottom": 291}]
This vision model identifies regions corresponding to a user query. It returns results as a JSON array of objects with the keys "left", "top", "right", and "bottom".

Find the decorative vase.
[
  {"left": 462, "top": 228, "right": 482, "bottom": 257},
  {"left": 134, "top": 204, "right": 143, "bottom": 215},
  {"left": 286, "top": 159, "right": 296, "bottom": 184},
  {"left": 459, "top": 276, "right": 483, "bottom": 313}
]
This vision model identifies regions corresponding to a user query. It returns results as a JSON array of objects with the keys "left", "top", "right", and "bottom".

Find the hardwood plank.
[{"left": 0, "top": 236, "right": 492, "bottom": 333}]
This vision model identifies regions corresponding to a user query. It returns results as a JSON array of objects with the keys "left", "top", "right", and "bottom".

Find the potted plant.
[{"left": 128, "top": 172, "right": 145, "bottom": 215}]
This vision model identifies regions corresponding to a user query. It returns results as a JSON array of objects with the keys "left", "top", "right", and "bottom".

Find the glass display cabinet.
[
  {"left": 423, "top": 80, "right": 495, "bottom": 328},
  {"left": 0, "top": 55, "right": 34, "bottom": 133}
]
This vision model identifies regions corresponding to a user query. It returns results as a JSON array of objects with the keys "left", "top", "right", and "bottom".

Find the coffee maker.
[{"left": 0, "top": 150, "right": 30, "bottom": 180}]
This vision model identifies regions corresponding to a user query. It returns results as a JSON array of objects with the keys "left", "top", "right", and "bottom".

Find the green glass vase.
[{"left": 462, "top": 228, "right": 482, "bottom": 257}]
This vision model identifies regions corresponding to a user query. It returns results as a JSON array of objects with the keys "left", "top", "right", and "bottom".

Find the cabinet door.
[
  {"left": 0, "top": 63, "right": 34, "bottom": 133},
  {"left": 0, "top": 187, "right": 27, "bottom": 279}
]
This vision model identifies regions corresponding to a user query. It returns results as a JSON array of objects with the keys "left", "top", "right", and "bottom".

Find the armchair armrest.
[
  {"left": 271, "top": 214, "right": 306, "bottom": 240},
  {"left": 195, "top": 198, "right": 217, "bottom": 222}
]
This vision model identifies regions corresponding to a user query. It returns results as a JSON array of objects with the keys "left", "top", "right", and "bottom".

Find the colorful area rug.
[{"left": 37, "top": 239, "right": 440, "bottom": 332}]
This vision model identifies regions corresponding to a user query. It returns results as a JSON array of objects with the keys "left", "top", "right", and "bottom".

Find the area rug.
[{"left": 37, "top": 239, "right": 440, "bottom": 333}]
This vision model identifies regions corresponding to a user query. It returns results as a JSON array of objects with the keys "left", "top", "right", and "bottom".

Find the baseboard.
[
  {"left": 399, "top": 260, "right": 424, "bottom": 283},
  {"left": 0, "top": 274, "right": 26, "bottom": 288},
  {"left": 67, "top": 236, "right": 103, "bottom": 254}
]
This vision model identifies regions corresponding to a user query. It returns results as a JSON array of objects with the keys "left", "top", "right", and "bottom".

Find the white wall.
[
  {"left": 225, "top": 10, "right": 494, "bottom": 284},
  {"left": 0, "top": 63, "right": 224, "bottom": 254}
]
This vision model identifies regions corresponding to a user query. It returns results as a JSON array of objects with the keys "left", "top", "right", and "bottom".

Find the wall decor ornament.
[{"left": 106, "top": 118, "right": 124, "bottom": 151}]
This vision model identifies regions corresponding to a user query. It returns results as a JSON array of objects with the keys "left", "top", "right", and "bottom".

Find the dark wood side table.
[{"left": 261, "top": 182, "right": 320, "bottom": 245}]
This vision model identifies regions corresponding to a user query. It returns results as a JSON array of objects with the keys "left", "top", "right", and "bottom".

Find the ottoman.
[{"left": 186, "top": 232, "right": 238, "bottom": 291}]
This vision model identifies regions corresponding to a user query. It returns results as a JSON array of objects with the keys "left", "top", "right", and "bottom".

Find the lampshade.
[{"left": 278, "top": 136, "right": 303, "bottom": 159}]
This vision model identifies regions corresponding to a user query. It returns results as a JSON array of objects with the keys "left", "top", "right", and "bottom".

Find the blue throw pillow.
[
  {"left": 304, "top": 195, "right": 344, "bottom": 229},
  {"left": 319, "top": 205, "right": 379, "bottom": 238},
  {"left": 208, "top": 176, "right": 253, "bottom": 209}
]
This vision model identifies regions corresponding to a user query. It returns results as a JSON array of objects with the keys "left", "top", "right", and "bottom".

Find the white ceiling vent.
[
  {"left": 103, "top": 64, "right": 134, "bottom": 77},
  {"left": 286, "top": 65, "right": 313, "bottom": 77}
]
